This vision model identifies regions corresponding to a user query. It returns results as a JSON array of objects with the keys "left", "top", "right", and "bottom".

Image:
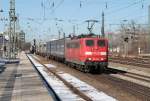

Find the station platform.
[{"left": 0, "top": 52, "right": 53, "bottom": 101}]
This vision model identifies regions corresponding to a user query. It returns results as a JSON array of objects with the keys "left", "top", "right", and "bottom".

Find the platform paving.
[{"left": 0, "top": 52, "right": 53, "bottom": 101}]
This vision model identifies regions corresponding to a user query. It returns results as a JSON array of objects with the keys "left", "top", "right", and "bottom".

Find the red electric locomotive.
[{"left": 65, "top": 36, "right": 108, "bottom": 73}]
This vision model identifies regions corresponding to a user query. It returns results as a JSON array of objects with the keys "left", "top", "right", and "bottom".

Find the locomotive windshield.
[
  {"left": 86, "top": 40, "right": 94, "bottom": 46},
  {"left": 97, "top": 40, "right": 105, "bottom": 47}
]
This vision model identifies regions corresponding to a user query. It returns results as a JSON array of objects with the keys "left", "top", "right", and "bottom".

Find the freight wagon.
[{"left": 46, "top": 39, "right": 65, "bottom": 62}]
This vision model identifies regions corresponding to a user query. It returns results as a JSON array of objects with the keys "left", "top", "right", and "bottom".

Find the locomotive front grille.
[{"left": 85, "top": 61, "right": 108, "bottom": 67}]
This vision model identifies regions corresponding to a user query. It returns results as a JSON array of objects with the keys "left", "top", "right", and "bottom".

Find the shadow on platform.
[
  {"left": 0, "top": 66, "right": 6, "bottom": 74},
  {"left": 103, "top": 68, "right": 127, "bottom": 74},
  {"left": 0, "top": 66, "right": 18, "bottom": 101}
]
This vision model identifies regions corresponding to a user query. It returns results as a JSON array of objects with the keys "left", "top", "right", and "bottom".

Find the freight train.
[{"left": 36, "top": 34, "right": 108, "bottom": 73}]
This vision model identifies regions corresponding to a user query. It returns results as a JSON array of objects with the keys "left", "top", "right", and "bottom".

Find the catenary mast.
[{"left": 9, "top": 0, "right": 17, "bottom": 59}]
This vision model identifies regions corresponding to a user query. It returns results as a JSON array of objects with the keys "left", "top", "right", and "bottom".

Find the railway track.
[
  {"left": 29, "top": 54, "right": 116, "bottom": 101},
  {"left": 103, "top": 75, "right": 150, "bottom": 101},
  {"left": 109, "top": 56, "right": 150, "bottom": 68},
  {"left": 88, "top": 75, "right": 149, "bottom": 101},
  {"left": 85, "top": 69, "right": 150, "bottom": 101},
  {"left": 122, "top": 72, "right": 150, "bottom": 83},
  {"left": 35, "top": 54, "right": 150, "bottom": 101},
  {"left": 104, "top": 68, "right": 150, "bottom": 100}
]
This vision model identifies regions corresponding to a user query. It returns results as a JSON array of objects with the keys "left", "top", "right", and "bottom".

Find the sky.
[{"left": 0, "top": 0, "right": 150, "bottom": 42}]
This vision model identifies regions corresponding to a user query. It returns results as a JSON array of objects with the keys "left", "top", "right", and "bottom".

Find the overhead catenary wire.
[
  {"left": 79, "top": 0, "right": 146, "bottom": 17},
  {"left": 24, "top": 0, "right": 149, "bottom": 42},
  {"left": 104, "top": 0, "right": 147, "bottom": 30},
  {"left": 51, "top": 0, "right": 64, "bottom": 13},
  {"left": 77, "top": 0, "right": 147, "bottom": 26},
  {"left": 105, "top": 0, "right": 146, "bottom": 16}
]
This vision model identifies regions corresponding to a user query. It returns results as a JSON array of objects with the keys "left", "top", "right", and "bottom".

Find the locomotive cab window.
[
  {"left": 86, "top": 40, "right": 94, "bottom": 46},
  {"left": 97, "top": 40, "right": 105, "bottom": 47}
]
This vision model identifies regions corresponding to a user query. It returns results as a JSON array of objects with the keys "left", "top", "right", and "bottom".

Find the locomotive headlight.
[
  {"left": 101, "top": 58, "right": 104, "bottom": 60},
  {"left": 100, "top": 52, "right": 106, "bottom": 55},
  {"left": 88, "top": 58, "right": 92, "bottom": 60},
  {"left": 85, "top": 52, "right": 92, "bottom": 55}
]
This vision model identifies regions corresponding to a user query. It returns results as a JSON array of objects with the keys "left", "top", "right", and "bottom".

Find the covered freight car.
[
  {"left": 46, "top": 39, "right": 65, "bottom": 61},
  {"left": 37, "top": 43, "right": 46, "bottom": 57}
]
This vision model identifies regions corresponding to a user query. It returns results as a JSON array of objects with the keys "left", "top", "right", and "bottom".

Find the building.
[
  {"left": 19, "top": 30, "right": 25, "bottom": 42},
  {"left": 18, "top": 30, "right": 25, "bottom": 50},
  {"left": 0, "top": 33, "right": 9, "bottom": 57}
]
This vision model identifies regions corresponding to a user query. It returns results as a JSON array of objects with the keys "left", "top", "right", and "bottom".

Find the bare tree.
[{"left": 110, "top": 20, "right": 150, "bottom": 56}]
